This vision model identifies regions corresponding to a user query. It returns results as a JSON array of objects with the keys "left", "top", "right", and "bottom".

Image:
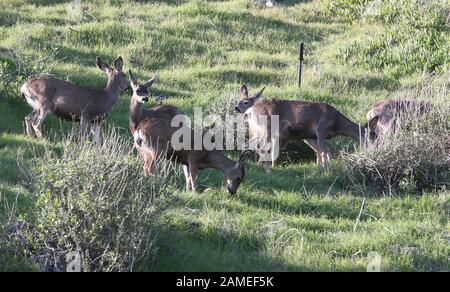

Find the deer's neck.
[
  {"left": 338, "top": 114, "right": 366, "bottom": 140},
  {"left": 129, "top": 99, "right": 145, "bottom": 133},
  {"left": 208, "top": 151, "right": 236, "bottom": 173},
  {"left": 104, "top": 77, "right": 121, "bottom": 104}
]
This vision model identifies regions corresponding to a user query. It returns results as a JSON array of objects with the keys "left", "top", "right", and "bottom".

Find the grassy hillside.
[{"left": 0, "top": 0, "right": 449, "bottom": 271}]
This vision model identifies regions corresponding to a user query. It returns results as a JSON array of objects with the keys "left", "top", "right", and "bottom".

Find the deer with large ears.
[
  {"left": 128, "top": 69, "right": 183, "bottom": 136},
  {"left": 134, "top": 116, "right": 252, "bottom": 194},
  {"left": 21, "top": 56, "right": 128, "bottom": 143},
  {"left": 235, "top": 84, "right": 365, "bottom": 172}
]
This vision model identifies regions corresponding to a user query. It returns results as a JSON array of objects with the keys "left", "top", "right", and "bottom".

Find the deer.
[
  {"left": 128, "top": 69, "right": 183, "bottom": 140},
  {"left": 366, "top": 99, "right": 432, "bottom": 142},
  {"left": 234, "top": 84, "right": 365, "bottom": 172},
  {"left": 132, "top": 115, "right": 251, "bottom": 195},
  {"left": 21, "top": 56, "right": 128, "bottom": 143},
  {"left": 128, "top": 69, "right": 185, "bottom": 154}
]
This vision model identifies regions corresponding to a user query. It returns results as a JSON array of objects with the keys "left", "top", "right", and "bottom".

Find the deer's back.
[
  {"left": 139, "top": 116, "right": 217, "bottom": 166},
  {"left": 23, "top": 76, "right": 110, "bottom": 121},
  {"left": 248, "top": 99, "right": 343, "bottom": 138},
  {"left": 367, "top": 99, "right": 432, "bottom": 124},
  {"left": 148, "top": 104, "right": 184, "bottom": 120}
]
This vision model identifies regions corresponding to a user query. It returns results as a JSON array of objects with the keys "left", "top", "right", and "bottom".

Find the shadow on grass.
[
  {"left": 194, "top": 68, "right": 284, "bottom": 87},
  {"left": 26, "top": 0, "right": 69, "bottom": 5},
  {"left": 225, "top": 11, "right": 342, "bottom": 49},
  {"left": 55, "top": 46, "right": 116, "bottom": 68},
  {"left": 143, "top": 215, "right": 284, "bottom": 272},
  {"left": 134, "top": 0, "right": 188, "bottom": 5},
  {"left": 314, "top": 72, "right": 401, "bottom": 92},
  {"left": 280, "top": 0, "right": 312, "bottom": 6},
  {"left": 193, "top": 159, "right": 361, "bottom": 220},
  {"left": 0, "top": 10, "right": 21, "bottom": 27},
  {"left": 236, "top": 190, "right": 359, "bottom": 220},
  {"left": 151, "top": 87, "right": 194, "bottom": 100}
]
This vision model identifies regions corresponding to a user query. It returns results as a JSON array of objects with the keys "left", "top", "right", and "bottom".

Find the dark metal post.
[{"left": 297, "top": 42, "right": 304, "bottom": 88}]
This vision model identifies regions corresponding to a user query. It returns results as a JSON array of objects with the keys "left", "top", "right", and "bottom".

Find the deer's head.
[
  {"left": 97, "top": 56, "right": 129, "bottom": 91},
  {"left": 128, "top": 69, "right": 157, "bottom": 103},
  {"left": 234, "top": 84, "right": 266, "bottom": 113},
  {"left": 365, "top": 116, "right": 380, "bottom": 142},
  {"left": 225, "top": 150, "right": 252, "bottom": 195}
]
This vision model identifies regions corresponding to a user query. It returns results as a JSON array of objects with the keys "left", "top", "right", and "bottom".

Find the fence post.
[{"left": 297, "top": 42, "right": 304, "bottom": 88}]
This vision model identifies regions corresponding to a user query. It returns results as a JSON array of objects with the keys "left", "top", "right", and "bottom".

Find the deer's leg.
[
  {"left": 316, "top": 130, "right": 331, "bottom": 168},
  {"left": 270, "top": 136, "right": 280, "bottom": 168},
  {"left": 303, "top": 139, "right": 320, "bottom": 164},
  {"left": 182, "top": 165, "right": 191, "bottom": 192},
  {"left": 32, "top": 109, "right": 49, "bottom": 139},
  {"left": 91, "top": 123, "right": 102, "bottom": 145},
  {"left": 25, "top": 111, "right": 37, "bottom": 138},
  {"left": 262, "top": 161, "right": 272, "bottom": 174},
  {"left": 79, "top": 116, "right": 87, "bottom": 141},
  {"left": 143, "top": 155, "right": 151, "bottom": 177},
  {"left": 257, "top": 149, "right": 272, "bottom": 174},
  {"left": 257, "top": 134, "right": 273, "bottom": 174},
  {"left": 324, "top": 145, "right": 332, "bottom": 164},
  {"left": 143, "top": 151, "right": 156, "bottom": 177},
  {"left": 143, "top": 152, "right": 150, "bottom": 177},
  {"left": 188, "top": 158, "right": 199, "bottom": 192}
]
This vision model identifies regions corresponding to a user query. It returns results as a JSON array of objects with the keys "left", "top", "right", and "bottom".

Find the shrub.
[
  {"left": 340, "top": 79, "right": 450, "bottom": 194},
  {"left": 9, "top": 128, "right": 176, "bottom": 272},
  {"left": 0, "top": 193, "right": 36, "bottom": 271}
]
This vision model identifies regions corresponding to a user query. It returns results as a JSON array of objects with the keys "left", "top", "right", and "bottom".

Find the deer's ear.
[
  {"left": 368, "top": 116, "right": 379, "bottom": 132},
  {"left": 114, "top": 56, "right": 123, "bottom": 71},
  {"left": 143, "top": 76, "right": 157, "bottom": 88},
  {"left": 128, "top": 69, "right": 138, "bottom": 89},
  {"left": 240, "top": 84, "right": 249, "bottom": 99},
  {"left": 96, "top": 56, "right": 111, "bottom": 73},
  {"left": 253, "top": 86, "right": 266, "bottom": 100},
  {"left": 238, "top": 150, "right": 252, "bottom": 167}
]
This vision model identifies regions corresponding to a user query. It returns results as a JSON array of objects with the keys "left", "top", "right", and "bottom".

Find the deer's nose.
[
  {"left": 227, "top": 186, "right": 236, "bottom": 195},
  {"left": 143, "top": 97, "right": 149, "bottom": 102},
  {"left": 234, "top": 106, "right": 241, "bottom": 113}
]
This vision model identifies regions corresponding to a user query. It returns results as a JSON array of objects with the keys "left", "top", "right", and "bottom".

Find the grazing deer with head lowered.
[
  {"left": 234, "top": 84, "right": 365, "bottom": 172},
  {"left": 366, "top": 99, "right": 432, "bottom": 142},
  {"left": 21, "top": 56, "right": 128, "bottom": 143},
  {"left": 133, "top": 115, "right": 251, "bottom": 194}
]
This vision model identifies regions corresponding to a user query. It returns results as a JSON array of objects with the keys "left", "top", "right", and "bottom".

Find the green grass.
[{"left": 0, "top": 0, "right": 449, "bottom": 271}]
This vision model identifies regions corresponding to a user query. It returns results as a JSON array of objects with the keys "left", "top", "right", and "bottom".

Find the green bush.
[
  {"left": 9, "top": 129, "right": 176, "bottom": 272},
  {"left": 0, "top": 46, "right": 56, "bottom": 93}
]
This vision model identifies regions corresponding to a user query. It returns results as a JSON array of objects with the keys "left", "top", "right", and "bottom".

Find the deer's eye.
[
  {"left": 137, "top": 89, "right": 147, "bottom": 96},
  {"left": 243, "top": 101, "right": 249, "bottom": 105}
]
